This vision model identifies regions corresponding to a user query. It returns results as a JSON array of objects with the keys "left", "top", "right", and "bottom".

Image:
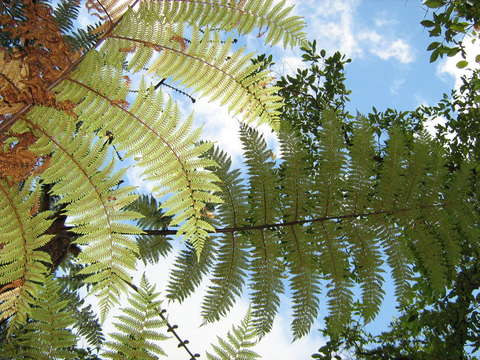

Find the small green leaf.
[
  {"left": 427, "top": 42, "right": 440, "bottom": 51},
  {"left": 430, "top": 49, "right": 440, "bottom": 63},
  {"left": 424, "top": 0, "right": 443, "bottom": 8},
  {"left": 475, "top": 54, "right": 480, "bottom": 64},
  {"left": 456, "top": 60, "right": 468, "bottom": 69},
  {"left": 421, "top": 20, "right": 435, "bottom": 28}
]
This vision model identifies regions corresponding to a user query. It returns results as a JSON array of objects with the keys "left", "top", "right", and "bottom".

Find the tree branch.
[{"left": 144, "top": 204, "right": 442, "bottom": 236}]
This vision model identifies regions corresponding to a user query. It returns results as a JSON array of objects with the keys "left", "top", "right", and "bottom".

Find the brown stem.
[{"left": 144, "top": 204, "right": 442, "bottom": 236}]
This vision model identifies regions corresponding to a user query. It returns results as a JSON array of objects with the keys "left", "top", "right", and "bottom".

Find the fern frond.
[
  {"left": 53, "top": 0, "right": 81, "bottom": 34},
  {"left": 19, "top": 107, "right": 142, "bottom": 320},
  {"left": 313, "top": 111, "right": 352, "bottom": 334},
  {"left": 206, "top": 309, "right": 261, "bottom": 360},
  {"left": 201, "top": 147, "right": 250, "bottom": 324},
  {"left": 166, "top": 239, "right": 216, "bottom": 303},
  {"left": 240, "top": 124, "right": 283, "bottom": 337},
  {"left": 279, "top": 128, "right": 320, "bottom": 339},
  {"left": 127, "top": 195, "right": 173, "bottom": 264},
  {"left": 0, "top": 180, "right": 53, "bottom": 329},
  {"left": 2, "top": 277, "right": 76, "bottom": 360},
  {"left": 345, "top": 118, "right": 384, "bottom": 323},
  {"left": 146, "top": 0, "right": 306, "bottom": 48},
  {"left": 59, "top": 61, "right": 222, "bottom": 256},
  {"left": 375, "top": 127, "right": 412, "bottom": 304},
  {"left": 103, "top": 276, "right": 169, "bottom": 360},
  {"left": 109, "top": 15, "right": 283, "bottom": 128}
]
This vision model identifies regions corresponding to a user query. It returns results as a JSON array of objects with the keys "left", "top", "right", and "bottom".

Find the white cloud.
[
  {"left": 358, "top": 32, "right": 415, "bottom": 64},
  {"left": 390, "top": 78, "right": 406, "bottom": 95},
  {"left": 295, "top": 0, "right": 414, "bottom": 64},
  {"left": 437, "top": 34, "right": 480, "bottom": 89}
]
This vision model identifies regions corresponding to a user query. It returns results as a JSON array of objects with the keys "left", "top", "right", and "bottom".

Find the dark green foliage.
[
  {"left": 201, "top": 147, "right": 250, "bottom": 324},
  {"left": 127, "top": 195, "right": 173, "bottom": 264},
  {"left": 420, "top": 0, "right": 480, "bottom": 63}
]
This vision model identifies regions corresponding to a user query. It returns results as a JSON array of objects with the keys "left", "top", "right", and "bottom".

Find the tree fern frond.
[
  {"left": 312, "top": 111, "right": 352, "bottom": 334},
  {"left": 103, "top": 275, "right": 169, "bottom": 360},
  {"left": 60, "top": 64, "right": 222, "bottom": 256},
  {"left": 240, "top": 124, "right": 283, "bottom": 337},
  {"left": 0, "top": 180, "right": 53, "bottom": 329},
  {"left": 53, "top": 0, "right": 81, "bottom": 34},
  {"left": 201, "top": 147, "right": 250, "bottom": 324},
  {"left": 127, "top": 195, "right": 173, "bottom": 264},
  {"left": 109, "top": 16, "right": 283, "bottom": 128},
  {"left": 20, "top": 107, "right": 142, "bottom": 320},
  {"left": 206, "top": 309, "right": 261, "bottom": 360},
  {"left": 144, "top": 0, "right": 306, "bottom": 48},
  {"left": 279, "top": 128, "right": 320, "bottom": 339},
  {"left": 2, "top": 277, "right": 77, "bottom": 360},
  {"left": 374, "top": 126, "right": 412, "bottom": 305},
  {"left": 167, "top": 239, "right": 216, "bottom": 303},
  {"left": 345, "top": 118, "right": 384, "bottom": 323}
]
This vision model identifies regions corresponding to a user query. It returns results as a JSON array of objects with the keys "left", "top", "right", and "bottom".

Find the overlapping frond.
[
  {"left": 201, "top": 147, "right": 250, "bottom": 324},
  {"left": 57, "top": 58, "right": 222, "bottom": 255},
  {"left": 344, "top": 118, "right": 384, "bottom": 323},
  {"left": 206, "top": 309, "right": 260, "bottom": 360},
  {"left": 103, "top": 276, "right": 169, "bottom": 360},
  {"left": 109, "top": 11, "right": 283, "bottom": 128},
  {"left": 374, "top": 127, "right": 413, "bottom": 304},
  {"left": 0, "top": 179, "right": 53, "bottom": 329},
  {"left": 146, "top": 0, "right": 306, "bottom": 48},
  {"left": 240, "top": 124, "right": 283, "bottom": 337},
  {"left": 127, "top": 195, "right": 173, "bottom": 264},
  {"left": 166, "top": 239, "right": 216, "bottom": 302},
  {"left": 313, "top": 111, "right": 353, "bottom": 335},
  {"left": 1, "top": 277, "right": 77, "bottom": 360},
  {"left": 18, "top": 107, "right": 142, "bottom": 320},
  {"left": 279, "top": 127, "right": 320, "bottom": 339}
]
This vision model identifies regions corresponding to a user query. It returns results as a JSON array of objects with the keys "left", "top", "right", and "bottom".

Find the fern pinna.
[{"left": 0, "top": 0, "right": 305, "bottom": 337}]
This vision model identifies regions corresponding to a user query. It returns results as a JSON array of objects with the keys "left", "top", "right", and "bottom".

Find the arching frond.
[
  {"left": 109, "top": 13, "right": 283, "bottom": 128},
  {"left": 201, "top": 147, "right": 250, "bottom": 324},
  {"left": 19, "top": 107, "right": 142, "bottom": 320},
  {"left": 56, "top": 58, "right": 223, "bottom": 255},
  {"left": 0, "top": 180, "right": 53, "bottom": 329},
  {"left": 145, "top": 0, "right": 306, "bottom": 48},
  {"left": 240, "top": 124, "right": 283, "bottom": 337}
]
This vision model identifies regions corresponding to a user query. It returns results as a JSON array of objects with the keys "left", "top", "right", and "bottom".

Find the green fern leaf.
[
  {"left": 201, "top": 147, "right": 250, "bottom": 324},
  {"left": 206, "top": 309, "right": 261, "bottom": 360},
  {"left": 2, "top": 277, "right": 76, "bottom": 360},
  {"left": 103, "top": 276, "right": 168, "bottom": 360},
  {"left": 240, "top": 124, "right": 283, "bottom": 337},
  {"left": 0, "top": 179, "right": 53, "bottom": 329},
  {"left": 279, "top": 128, "right": 320, "bottom": 339}
]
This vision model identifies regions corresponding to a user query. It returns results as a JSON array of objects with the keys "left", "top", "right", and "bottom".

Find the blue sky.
[{"left": 76, "top": 0, "right": 480, "bottom": 358}]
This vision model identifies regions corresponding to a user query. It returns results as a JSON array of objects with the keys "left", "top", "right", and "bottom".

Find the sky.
[{"left": 76, "top": 0, "right": 480, "bottom": 358}]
